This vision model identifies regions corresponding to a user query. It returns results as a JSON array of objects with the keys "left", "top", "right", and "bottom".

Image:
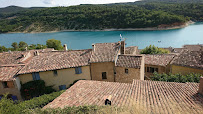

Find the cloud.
[{"left": 43, "top": 0, "right": 54, "bottom": 5}]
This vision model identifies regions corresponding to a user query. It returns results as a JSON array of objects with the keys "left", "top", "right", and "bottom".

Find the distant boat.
[{"left": 158, "top": 40, "right": 161, "bottom": 43}]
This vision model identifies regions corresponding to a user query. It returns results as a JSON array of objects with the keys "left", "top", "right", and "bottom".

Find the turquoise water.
[{"left": 0, "top": 23, "right": 203, "bottom": 49}]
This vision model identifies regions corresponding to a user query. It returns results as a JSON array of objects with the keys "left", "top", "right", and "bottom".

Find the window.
[
  {"left": 2, "top": 82, "right": 8, "bottom": 88},
  {"left": 75, "top": 67, "right": 82, "bottom": 74},
  {"left": 59, "top": 85, "right": 66, "bottom": 90},
  {"left": 53, "top": 70, "right": 58, "bottom": 76},
  {"left": 32, "top": 72, "right": 40, "bottom": 80},
  {"left": 146, "top": 67, "right": 158, "bottom": 73},
  {"left": 102, "top": 72, "right": 107, "bottom": 79},
  {"left": 155, "top": 68, "right": 158, "bottom": 72},
  {"left": 125, "top": 68, "right": 128, "bottom": 74},
  {"left": 11, "top": 95, "right": 18, "bottom": 101}
]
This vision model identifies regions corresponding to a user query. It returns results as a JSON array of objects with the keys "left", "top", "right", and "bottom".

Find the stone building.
[{"left": 144, "top": 54, "right": 176, "bottom": 79}]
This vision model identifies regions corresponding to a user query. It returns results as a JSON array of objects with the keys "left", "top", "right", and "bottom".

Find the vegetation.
[
  {"left": 151, "top": 72, "right": 202, "bottom": 83},
  {"left": 46, "top": 39, "right": 63, "bottom": 50},
  {"left": 140, "top": 45, "right": 170, "bottom": 54},
  {"left": 0, "top": 39, "right": 65, "bottom": 52},
  {"left": 2, "top": 1, "right": 203, "bottom": 33},
  {"left": 20, "top": 80, "right": 55, "bottom": 99},
  {"left": 0, "top": 90, "right": 65, "bottom": 114}
]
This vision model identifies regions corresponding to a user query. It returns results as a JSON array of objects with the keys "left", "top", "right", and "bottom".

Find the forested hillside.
[
  {"left": 0, "top": 1, "right": 202, "bottom": 33},
  {"left": 0, "top": 6, "right": 44, "bottom": 14}
]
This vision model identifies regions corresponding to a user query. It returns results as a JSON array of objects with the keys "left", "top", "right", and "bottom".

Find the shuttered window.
[
  {"left": 32, "top": 72, "right": 40, "bottom": 80},
  {"left": 53, "top": 70, "right": 58, "bottom": 76},
  {"left": 125, "top": 69, "right": 129, "bottom": 74},
  {"left": 7, "top": 81, "right": 15, "bottom": 88},
  {"left": 102, "top": 72, "right": 107, "bottom": 79},
  {"left": 75, "top": 67, "right": 82, "bottom": 74},
  {"left": 59, "top": 85, "right": 66, "bottom": 90}
]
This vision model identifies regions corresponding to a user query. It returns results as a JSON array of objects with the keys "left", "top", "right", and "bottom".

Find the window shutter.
[
  {"left": 35, "top": 72, "right": 40, "bottom": 80},
  {"left": 59, "top": 85, "right": 66, "bottom": 90},
  {"left": 11, "top": 95, "right": 18, "bottom": 101},
  {"left": 7, "top": 81, "right": 15, "bottom": 88},
  {"left": 32, "top": 73, "right": 36, "bottom": 80},
  {"left": 32, "top": 73, "right": 40, "bottom": 80},
  {"left": 79, "top": 67, "right": 82, "bottom": 74}
]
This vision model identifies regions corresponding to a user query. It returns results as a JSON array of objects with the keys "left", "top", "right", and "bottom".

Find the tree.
[
  {"left": 46, "top": 39, "right": 63, "bottom": 50},
  {"left": 18, "top": 41, "right": 28, "bottom": 49},
  {"left": 151, "top": 72, "right": 202, "bottom": 83},
  {"left": 11, "top": 42, "right": 18, "bottom": 50},
  {"left": 140, "top": 45, "right": 169, "bottom": 54}
]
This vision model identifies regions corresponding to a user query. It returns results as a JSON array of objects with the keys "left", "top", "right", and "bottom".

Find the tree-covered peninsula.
[{"left": 0, "top": 1, "right": 202, "bottom": 33}]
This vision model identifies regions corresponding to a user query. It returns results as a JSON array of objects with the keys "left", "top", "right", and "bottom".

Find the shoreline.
[{"left": 5, "top": 21, "right": 195, "bottom": 34}]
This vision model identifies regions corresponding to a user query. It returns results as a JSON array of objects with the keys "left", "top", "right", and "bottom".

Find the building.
[
  {"left": 144, "top": 54, "right": 176, "bottom": 79},
  {"left": 44, "top": 79, "right": 203, "bottom": 113},
  {"left": 171, "top": 49, "right": 203, "bottom": 75},
  {"left": 0, "top": 41, "right": 144, "bottom": 100},
  {"left": 90, "top": 41, "right": 144, "bottom": 83}
]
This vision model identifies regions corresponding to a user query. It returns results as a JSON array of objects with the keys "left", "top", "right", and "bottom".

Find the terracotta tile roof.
[
  {"left": 125, "top": 46, "right": 138, "bottom": 55},
  {"left": 116, "top": 55, "right": 142, "bottom": 68},
  {"left": 90, "top": 43, "right": 120, "bottom": 63},
  {"left": 171, "top": 50, "right": 203, "bottom": 70},
  {"left": 144, "top": 54, "right": 176, "bottom": 66},
  {"left": 18, "top": 49, "right": 92, "bottom": 74},
  {"left": 0, "top": 66, "right": 23, "bottom": 81},
  {"left": 0, "top": 51, "right": 30, "bottom": 65},
  {"left": 163, "top": 47, "right": 185, "bottom": 53},
  {"left": 183, "top": 44, "right": 203, "bottom": 51},
  {"left": 44, "top": 80, "right": 203, "bottom": 113}
]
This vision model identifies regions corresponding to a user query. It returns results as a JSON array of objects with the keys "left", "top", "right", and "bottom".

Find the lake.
[{"left": 0, "top": 23, "right": 203, "bottom": 49}]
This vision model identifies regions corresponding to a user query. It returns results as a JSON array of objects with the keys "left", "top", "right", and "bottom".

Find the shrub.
[
  {"left": 0, "top": 90, "right": 65, "bottom": 113},
  {"left": 151, "top": 72, "right": 202, "bottom": 83},
  {"left": 46, "top": 39, "right": 63, "bottom": 50},
  {"left": 20, "top": 80, "right": 55, "bottom": 99},
  {"left": 140, "top": 45, "right": 170, "bottom": 54}
]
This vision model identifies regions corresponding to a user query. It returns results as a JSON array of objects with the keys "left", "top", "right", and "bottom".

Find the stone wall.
[
  {"left": 90, "top": 62, "right": 115, "bottom": 82},
  {"left": 0, "top": 81, "right": 22, "bottom": 100},
  {"left": 171, "top": 65, "right": 203, "bottom": 75},
  {"left": 115, "top": 67, "right": 140, "bottom": 83}
]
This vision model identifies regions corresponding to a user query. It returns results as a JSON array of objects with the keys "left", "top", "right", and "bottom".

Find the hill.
[
  {"left": 0, "top": 1, "right": 202, "bottom": 33},
  {"left": 0, "top": 6, "right": 44, "bottom": 14},
  {"left": 142, "top": 0, "right": 203, "bottom": 3}
]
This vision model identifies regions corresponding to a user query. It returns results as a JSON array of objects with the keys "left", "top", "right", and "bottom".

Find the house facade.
[
  {"left": 144, "top": 54, "right": 176, "bottom": 79},
  {"left": 171, "top": 49, "right": 203, "bottom": 75}
]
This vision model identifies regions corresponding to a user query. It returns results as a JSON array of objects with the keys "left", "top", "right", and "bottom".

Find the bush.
[
  {"left": 20, "top": 80, "right": 55, "bottom": 99},
  {"left": 140, "top": 45, "right": 169, "bottom": 54},
  {"left": 151, "top": 72, "right": 202, "bottom": 83},
  {"left": 0, "top": 90, "right": 65, "bottom": 114}
]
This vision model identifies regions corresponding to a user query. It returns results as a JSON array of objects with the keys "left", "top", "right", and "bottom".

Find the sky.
[{"left": 0, "top": 0, "right": 139, "bottom": 8}]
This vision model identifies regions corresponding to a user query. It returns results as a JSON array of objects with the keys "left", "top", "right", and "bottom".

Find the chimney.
[
  {"left": 104, "top": 95, "right": 112, "bottom": 106},
  {"left": 120, "top": 40, "right": 125, "bottom": 54},
  {"left": 198, "top": 77, "right": 203, "bottom": 95},
  {"left": 92, "top": 44, "right": 95, "bottom": 52},
  {"left": 34, "top": 51, "right": 39, "bottom": 56},
  {"left": 63, "top": 44, "right": 68, "bottom": 51}
]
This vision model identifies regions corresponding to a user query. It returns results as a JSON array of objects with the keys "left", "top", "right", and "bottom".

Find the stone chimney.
[
  {"left": 120, "top": 40, "right": 125, "bottom": 54},
  {"left": 92, "top": 44, "right": 95, "bottom": 52},
  {"left": 34, "top": 51, "right": 39, "bottom": 56},
  {"left": 63, "top": 44, "right": 68, "bottom": 51},
  {"left": 198, "top": 77, "right": 203, "bottom": 95}
]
